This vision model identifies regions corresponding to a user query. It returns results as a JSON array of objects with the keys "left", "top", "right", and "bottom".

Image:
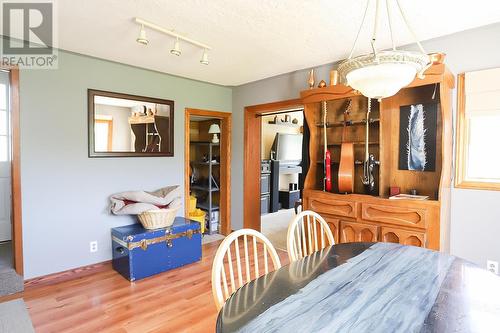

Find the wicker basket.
[{"left": 138, "top": 206, "right": 180, "bottom": 230}]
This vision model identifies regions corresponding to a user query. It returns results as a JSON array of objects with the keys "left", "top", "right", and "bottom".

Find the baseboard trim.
[{"left": 24, "top": 260, "right": 112, "bottom": 289}]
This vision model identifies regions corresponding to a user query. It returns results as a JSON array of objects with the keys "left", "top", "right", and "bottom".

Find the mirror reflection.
[{"left": 88, "top": 90, "right": 174, "bottom": 157}]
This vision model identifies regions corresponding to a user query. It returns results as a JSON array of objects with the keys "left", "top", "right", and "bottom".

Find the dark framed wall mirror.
[{"left": 88, "top": 89, "right": 174, "bottom": 157}]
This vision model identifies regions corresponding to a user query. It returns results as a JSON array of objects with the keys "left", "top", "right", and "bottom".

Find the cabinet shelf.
[
  {"left": 191, "top": 184, "right": 219, "bottom": 192},
  {"left": 267, "top": 121, "right": 301, "bottom": 128},
  {"left": 190, "top": 141, "right": 219, "bottom": 146},
  {"left": 316, "top": 118, "right": 380, "bottom": 128},
  {"left": 197, "top": 202, "right": 219, "bottom": 211},
  {"left": 192, "top": 161, "right": 220, "bottom": 166},
  {"left": 327, "top": 141, "right": 379, "bottom": 147}
]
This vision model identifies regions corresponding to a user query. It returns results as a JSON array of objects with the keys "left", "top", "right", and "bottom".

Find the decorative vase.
[
  {"left": 308, "top": 69, "right": 315, "bottom": 89},
  {"left": 330, "top": 70, "right": 339, "bottom": 86}
]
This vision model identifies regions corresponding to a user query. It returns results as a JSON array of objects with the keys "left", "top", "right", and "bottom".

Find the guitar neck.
[
  {"left": 342, "top": 99, "right": 352, "bottom": 142},
  {"left": 322, "top": 101, "right": 327, "bottom": 155}
]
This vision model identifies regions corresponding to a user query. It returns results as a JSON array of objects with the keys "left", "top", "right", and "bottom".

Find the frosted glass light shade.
[
  {"left": 346, "top": 63, "right": 417, "bottom": 100},
  {"left": 338, "top": 51, "right": 429, "bottom": 100}
]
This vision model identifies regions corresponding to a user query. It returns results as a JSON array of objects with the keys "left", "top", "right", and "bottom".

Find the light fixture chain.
[
  {"left": 348, "top": 0, "right": 372, "bottom": 59},
  {"left": 395, "top": 0, "right": 427, "bottom": 54},
  {"left": 386, "top": 0, "right": 396, "bottom": 50},
  {"left": 370, "top": 0, "right": 380, "bottom": 56}
]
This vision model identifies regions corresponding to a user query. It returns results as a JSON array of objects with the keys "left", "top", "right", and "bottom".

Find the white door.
[{"left": 0, "top": 71, "right": 11, "bottom": 241}]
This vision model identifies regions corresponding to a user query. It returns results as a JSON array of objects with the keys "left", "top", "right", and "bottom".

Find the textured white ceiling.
[{"left": 50, "top": 1, "right": 500, "bottom": 85}]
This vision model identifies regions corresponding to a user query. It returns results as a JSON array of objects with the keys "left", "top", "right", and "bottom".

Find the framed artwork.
[{"left": 398, "top": 103, "right": 438, "bottom": 171}]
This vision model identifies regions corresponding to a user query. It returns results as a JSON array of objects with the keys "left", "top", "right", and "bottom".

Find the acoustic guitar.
[
  {"left": 322, "top": 101, "right": 332, "bottom": 192},
  {"left": 338, "top": 99, "right": 354, "bottom": 193}
]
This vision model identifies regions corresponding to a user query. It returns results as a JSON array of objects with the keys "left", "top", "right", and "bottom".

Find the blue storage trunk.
[{"left": 111, "top": 217, "right": 202, "bottom": 281}]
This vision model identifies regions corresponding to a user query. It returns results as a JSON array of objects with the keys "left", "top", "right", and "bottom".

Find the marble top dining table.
[{"left": 216, "top": 242, "right": 500, "bottom": 333}]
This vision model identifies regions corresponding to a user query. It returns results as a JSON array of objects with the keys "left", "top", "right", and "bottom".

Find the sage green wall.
[{"left": 20, "top": 50, "right": 231, "bottom": 279}]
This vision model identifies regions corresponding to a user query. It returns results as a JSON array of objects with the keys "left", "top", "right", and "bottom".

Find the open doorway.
[
  {"left": 243, "top": 99, "right": 304, "bottom": 251},
  {"left": 185, "top": 108, "right": 231, "bottom": 244},
  {"left": 0, "top": 67, "right": 23, "bottom": 296},
  {"left": 260, "top": 110, "right": 304, "bottom": 250}
]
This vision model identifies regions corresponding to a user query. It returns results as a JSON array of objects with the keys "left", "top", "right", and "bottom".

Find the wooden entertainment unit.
[{"left": 301, "top": 64, "right": 454, "bottom": 251}]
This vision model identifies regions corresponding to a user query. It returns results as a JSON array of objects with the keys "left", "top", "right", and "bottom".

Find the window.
[
  {"left": 0, "top": 83, "right": 9, "bottom": 162},
  {"left": 455, "top": 69, "right": 500, "bottom": 190}
]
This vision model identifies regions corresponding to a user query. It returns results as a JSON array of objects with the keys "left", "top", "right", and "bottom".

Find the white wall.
[
  {"left": 261, "top": 111, "right": 303, "bottom": 159},
  {"left": 232, "top": 23, "right": 500, "bottom": 270},
  {"left": 261, "top": 112, "right": 304, "bottom": 190},
  {"left": 20, "top": 50, "right": 232, "bottom": 279}
]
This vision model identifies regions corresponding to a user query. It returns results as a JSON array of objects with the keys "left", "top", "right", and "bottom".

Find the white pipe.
[{"left": 134, "top": 17, "right": 212, "bottom": 50}]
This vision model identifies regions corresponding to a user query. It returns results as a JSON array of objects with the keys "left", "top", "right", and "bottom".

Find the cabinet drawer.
[
  {"left": 361, "top": 203, "right": 426, "bottom": 229},
  {"left": 380, "top": 227, "right": 426, "bottom": 248},
  {"left": 308, "top": 197, "right": 357, "bottom": 219},
  {"left": 339, "top": 221, "right": 378, "bottom": 243}
]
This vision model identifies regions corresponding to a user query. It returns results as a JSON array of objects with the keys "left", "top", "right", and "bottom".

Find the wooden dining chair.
[
  {"left": 286, "top": 210, "right": 335, "bottom": 262},
  {"left": 211, "top": 229, "right": 282, "bottom": 311}
]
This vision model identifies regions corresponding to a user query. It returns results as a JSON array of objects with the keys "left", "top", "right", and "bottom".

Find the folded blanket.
[{"left": 110, "top": 185, "right": 181, "bottom": 215}]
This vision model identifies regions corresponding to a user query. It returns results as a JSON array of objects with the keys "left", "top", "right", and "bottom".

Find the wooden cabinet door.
[
  {"left": 380, "top": 227, "right": 426, "bottom": 248},
  {"left": 339, "top": 221, "right": 378, "bottom": 243},
  {"left": 321, "top": 214, "right": 339, "bottom": 245}
]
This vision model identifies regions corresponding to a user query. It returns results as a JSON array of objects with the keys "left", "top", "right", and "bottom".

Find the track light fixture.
[
  {"left": 170, "top": 37, "right": 181, "bottom": 56},
  {"left": 136, "top": 24, "right": 149, "bottom": 45},
  {"left": 200, "top": 49, "right": 209, "bottom": 65},
  {"left": 134, "top": 17, "right": 212, "bottom": 64}
]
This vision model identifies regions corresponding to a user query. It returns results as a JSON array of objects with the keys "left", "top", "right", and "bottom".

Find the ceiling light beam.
[{"left": 134, "top": 17, "right": 211, "bottom": 50}]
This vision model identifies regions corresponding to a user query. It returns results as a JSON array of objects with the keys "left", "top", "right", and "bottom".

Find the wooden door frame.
[
  {"left": 1, "top": 66, "right": 23, "bottom": 275},
  {"left": 243, "top": 99, "right": 303, "bottom": 231},
  {"left": 184, "top": 108, "right": 232, "bottom": 235}
]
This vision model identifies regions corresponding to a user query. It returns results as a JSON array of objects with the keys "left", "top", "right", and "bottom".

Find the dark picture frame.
[
  {"left": 88, "top": 89, "right": 174, "bottom": 158},
  {"left": 398, "top": 102, "right": 438, "bottom": 171}
]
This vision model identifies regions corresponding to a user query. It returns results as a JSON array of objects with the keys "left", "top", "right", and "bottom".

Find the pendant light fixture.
[
  {"left": 170, "top": 37, "right": 181, "bottom": 56},
  {"left": 136, "top": 24, "right": 149, "bottom": 45},
  {"left": 337, "top": 0, "right": 430, "bottom": 100},
  {"left": 200, "top": 49, "right": 209, "bottom": 65}
]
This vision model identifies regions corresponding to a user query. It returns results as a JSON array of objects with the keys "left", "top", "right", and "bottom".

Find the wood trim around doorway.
[
  {"left": 1, "top": 67, "right": 23, "bottom": 275},
  {"left": 184, "top": 108, "right": 232, "bottom": 236},
  {"left": 243, "top": 99, "right": 303, "bottom": 232}
]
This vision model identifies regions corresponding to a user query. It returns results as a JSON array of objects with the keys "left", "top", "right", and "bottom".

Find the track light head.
[
  {"left": 200, "top": 49, "right": 209, "bottom": 65},
  {"left": 136, "top": 25, "right": 149, "bottom": 45},
  {"left": 170, "top": 38, "right": 181, "bottom": 56}
]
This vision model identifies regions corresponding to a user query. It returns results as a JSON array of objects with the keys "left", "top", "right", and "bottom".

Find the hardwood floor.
[{"left": 0, "top": 240, "right": 289, "bottom": 333}]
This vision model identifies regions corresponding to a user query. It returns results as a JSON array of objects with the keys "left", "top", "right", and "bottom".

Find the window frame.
[{"left": 455, "top": 72, "right": 500, "bottom": 191}]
